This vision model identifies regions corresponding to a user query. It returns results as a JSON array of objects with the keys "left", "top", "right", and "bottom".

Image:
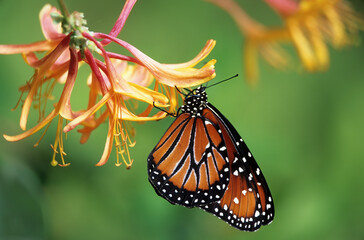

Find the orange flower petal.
[
  {"left": 0, "top": 40, "right": 57, "bottom": 55},
  {"left": 93, "top": 33, "right": 216, "bottom": 88},
  {"left": 164, "top": 40, "right": 216, "bottom": 69},
  {"left": 58, "top": 48, "right": 79, "bottom": 118},
  {"left": 96, "top": 118, "right": 114, "bottom": 166}
]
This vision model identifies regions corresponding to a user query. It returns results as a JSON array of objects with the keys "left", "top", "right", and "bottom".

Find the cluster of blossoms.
[
  {"left": 0, "top": 0, "right": 216, "bottom": 167},
  {"left": 2, "top": 0, "right": 362, "bottom": 167},
  {"left": 207, "top": 0, "right": 364, "bottom": 84}
]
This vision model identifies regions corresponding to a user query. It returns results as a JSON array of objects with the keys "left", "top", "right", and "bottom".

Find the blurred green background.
[{"left": 1, "top": 0, "right": 364, "bottom": 239}]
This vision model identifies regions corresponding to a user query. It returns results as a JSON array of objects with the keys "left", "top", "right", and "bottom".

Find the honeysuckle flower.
[
  {"left": 1, "top": 0, "right": 216, "bottom": 167},
  {"left": 206, "top": 0, "right": 363, "bottom": 85}
]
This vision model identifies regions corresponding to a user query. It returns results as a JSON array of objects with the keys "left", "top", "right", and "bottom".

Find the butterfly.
[{"left": 147, "top": 85, "right": 274, "bottom": 231}]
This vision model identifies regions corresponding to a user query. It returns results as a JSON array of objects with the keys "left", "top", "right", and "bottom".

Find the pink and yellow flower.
[
  {"left": 206, "top": 0, "right": 363, "bottom": 85},
  {"left": 1, "top": 0, "right": 216, "bottom": 167}
]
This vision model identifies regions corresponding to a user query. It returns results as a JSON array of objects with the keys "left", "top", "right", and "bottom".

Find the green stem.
[{"left": 57, "top": 0, "right": 70, "bottom": 18}]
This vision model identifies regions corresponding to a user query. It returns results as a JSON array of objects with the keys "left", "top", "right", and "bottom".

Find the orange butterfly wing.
[
  {"left": 147, "top": 86, "right": 274, "bottom": 231},
  {"left": 148, "top": 112, "right": 230, "bottom": 207}
]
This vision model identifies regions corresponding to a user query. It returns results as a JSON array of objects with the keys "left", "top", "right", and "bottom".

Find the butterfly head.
[{"left": 180, "top": 86, "right": 208, "bottom": 117}]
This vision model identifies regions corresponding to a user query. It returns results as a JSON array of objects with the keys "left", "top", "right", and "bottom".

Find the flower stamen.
[{"left": 51, "top": 115, "right": 70, "bottom": 167}]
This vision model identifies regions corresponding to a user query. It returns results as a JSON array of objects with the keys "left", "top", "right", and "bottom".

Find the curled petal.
[
  {"left": 39, "top": 4, "right": 65, "bottom": 40},
  {"left": 93, "top": 33, "right": 216, "bottom": 87},
  {"left": 154, "top": 59, "right": 216, "bottom": 88},
  {"left": 164, "top": 40, "right": 216, "bottom": 69},
  {"left": 22, "top": 52, "right": 39, "bottom": 66},
  {"left": 3, "top": 110, "right": 58, "bottom": 142}
]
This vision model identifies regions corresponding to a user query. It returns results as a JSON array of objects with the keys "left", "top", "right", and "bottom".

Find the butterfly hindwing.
[
  {"left": 200, "top": 104, "right": 274, "bottom": 231},
  {"left": 148, "top": 112, "right": 230, "bottom": 207}
]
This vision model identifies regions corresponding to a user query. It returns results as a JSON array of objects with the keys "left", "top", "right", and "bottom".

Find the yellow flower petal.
[
  {"left": 4, "top": 110, "right": 58, "bottom": 142},
  {"left": 164, "top": 40, "right": 216, "bottom": 69},
  {"left": 287, "top": 19, "right": 316, "bottom": 71}
]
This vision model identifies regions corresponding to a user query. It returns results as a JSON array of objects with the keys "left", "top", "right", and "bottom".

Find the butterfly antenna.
[
  {"left": 175, "top": 85, "right": 193, "bottom": 96},
  {"left": 206, "top": 74, "right": 238, "bottom": 89}
]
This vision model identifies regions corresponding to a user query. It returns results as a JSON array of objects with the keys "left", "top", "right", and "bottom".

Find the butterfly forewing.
[{"left": 148, "top": 113, "right": 230, "bottom": 207}]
